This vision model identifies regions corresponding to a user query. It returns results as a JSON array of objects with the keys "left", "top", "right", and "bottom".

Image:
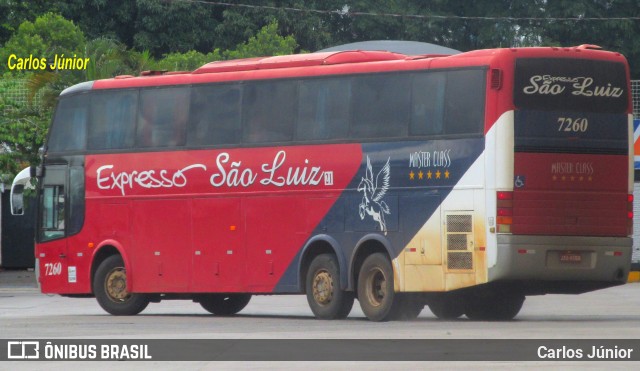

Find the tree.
[
  {"left": 223, "top": 21, "right": 298, "bottom": 59},
  {"left": 154, "top": 50, "right": 221, "bottom": 72},
  {"left": 0, "top": 79, "right": 49, "bottom": 180},
  {"left": 0, "top": 12, "right": 86, "bottom": 70}
]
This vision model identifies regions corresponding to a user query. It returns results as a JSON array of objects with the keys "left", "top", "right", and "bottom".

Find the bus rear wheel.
[
  {"left": 93, "top": 255, "right": 149, "bottom": 316},
  {"left": 464, "top": 292, "right": 525, "bottom": 321},
  {"left": 357, "top": 253, "right": 398, "bottom": 322},
  {"left": 428, "top": 293, "right": 465, "bottom": 320},
  {"left": 390, "top": 294, "right": 424, "bottom": 320},
  {"left": 199, "top": 294, "right": 252, "bottom": 316},
  {"left": 305, "top": 254, "right": 354, "bottom": 319}
]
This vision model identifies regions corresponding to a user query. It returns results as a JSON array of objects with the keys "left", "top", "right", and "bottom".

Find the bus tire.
[
  {"left": 390, "top": 293, "right": 424, "bottom": 320},
  {"left": 464, "top": 292, "right": 525, "bottom": 321},
  {"left": 428, "top": 294, "right": 465, "bottom": 320},
  {"left": 305, "top": 254, "right": 354, "bottom": 319},
  {"left": 199, "top": 294, "right": 252, "bottom": 316},
  {"left": 93, "top": 255, "right": 149, "bottom": 316},
  {"left": 357, "top": 253, "right": 397, "bottom": 322}
]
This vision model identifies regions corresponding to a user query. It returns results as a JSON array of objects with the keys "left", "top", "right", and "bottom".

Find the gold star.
[
  {"left": 579, "top": 176, "right": 584, "bottom": 181},
  {"left": 570, "top": 176, "right": 575, "bottom": 181},
  {"left": 436, "top": 170, "right": 441, "bottom": 179},
  {"left": 427, "top": 170, "right": 432, "bottom": 179},
  {"left": 418, "top": 171, "right": 424, "bottom": 180},
  {"left": 552, "top": 175, "right": 557, "bottom": 181},
  {"left": 588, "top": 176, "right": 593, "bottom": 181},
  {"left": 444, "top": 170, "right": 450, "bottom": 179},
  {"left": 409, "top": 171, "right": 415, "bottom": 180},
  {"left": 561, "top": 176, "right": 566, "bottom": 181}
]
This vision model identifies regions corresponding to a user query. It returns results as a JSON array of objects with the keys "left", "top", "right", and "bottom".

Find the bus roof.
[{"left": 65, "top": 45, "right": 627, "bottom": 94}]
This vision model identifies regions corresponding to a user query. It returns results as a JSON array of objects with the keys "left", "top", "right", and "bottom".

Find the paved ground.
[{"left": 0, "top": 268, "right": 37, "bottom": 289}]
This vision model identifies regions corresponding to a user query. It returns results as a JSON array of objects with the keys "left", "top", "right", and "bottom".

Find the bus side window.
[
  {"left": 243, "top": 81, "right": 296, "bottom": 144},
  {"left": 444, "top": 70, "right": 485, "bottom": 135},
  {"left": 47, "top": 94, "right": 88, "bottom": 152},
  {"left": 137, "top": 87, "right": 190, "bottom": 148},
  {"left": 411, "top": 72, "right": 445, "bottom": 136},
  {"left": 297, "top": 78, "right": 350, "bottom": 141},
  {"left": 350, "top": 74, "right": 410, "bottom": 139},
  {"left": 188, "top": 84, "right": 241, "bottom": 146},
  {"left": 89, "top": 90, "right": 137, "bottom": 150}
]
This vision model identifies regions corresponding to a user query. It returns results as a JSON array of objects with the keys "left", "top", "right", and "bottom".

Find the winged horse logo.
[{"left": 357, "top": 156, "right": 391, "bottom": 233}]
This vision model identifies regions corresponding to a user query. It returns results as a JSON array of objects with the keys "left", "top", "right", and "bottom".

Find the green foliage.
[
  {"left": 153, "top": 21, "right": 297, "bottom": 71},
  {"left": 223, "top": 21, "right": 299, "bottom": 59},
  {"left": 1, "top": 12, "right": 86, "bottom": 73},
  {"left": 0, "top": 78, "right": 49, "bottom": 179},
  {"left": 154, "top": 50, "right": 221, "bottom": 72}
]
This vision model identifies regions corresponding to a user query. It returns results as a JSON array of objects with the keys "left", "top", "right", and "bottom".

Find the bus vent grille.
[
  {"left": 448, "top": 252, "right": 473, "bottom": 270},
  {"left": 446, "top": 215, "right": 472, "bottom": 233},
  {"left": 447, "top": 234, "right": 468, "bottom": 250}
]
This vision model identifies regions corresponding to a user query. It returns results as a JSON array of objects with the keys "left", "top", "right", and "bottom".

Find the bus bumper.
[{"left": 488, "top": 235, "right": 631, "bottom": 293}]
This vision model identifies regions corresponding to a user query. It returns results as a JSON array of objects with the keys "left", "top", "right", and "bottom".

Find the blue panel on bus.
[{"left": 275, "top": 137, "right": 485, "bottom": 292}]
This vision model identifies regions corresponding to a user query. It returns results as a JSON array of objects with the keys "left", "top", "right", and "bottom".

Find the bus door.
[
  {"left": 191, "top": 197, "right": 245, "bottom": 292},
  {"left": 37, "top": 165, "right": 69, "bottom": 292}
]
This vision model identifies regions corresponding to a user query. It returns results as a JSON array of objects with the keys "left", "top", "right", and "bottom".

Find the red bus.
[{"left": 30, "top": 44, "right": 633, "bottom": 321}]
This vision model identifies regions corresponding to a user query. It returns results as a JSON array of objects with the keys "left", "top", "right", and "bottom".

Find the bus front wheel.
[
  {"left": 93, "top": 255, "right": 149, "bottom": 316},
  {"left": 199, "top": 294, "right": 252, "bottom": 316},
  {"left": 305, "top": 254, "right": 354, "bottom": 319}
]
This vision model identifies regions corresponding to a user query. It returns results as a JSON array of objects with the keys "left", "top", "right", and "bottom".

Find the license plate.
[{"left": 559, "top": 252, "right": 582, "bottom": 263}]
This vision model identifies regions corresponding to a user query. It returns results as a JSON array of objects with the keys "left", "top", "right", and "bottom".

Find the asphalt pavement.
[{"left": 0, "top": 269, "right": 37, "bottom": 289}]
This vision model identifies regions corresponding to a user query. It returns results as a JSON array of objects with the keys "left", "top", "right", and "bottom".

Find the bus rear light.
[
  {"left": 497, "top": 208, "right": 513, "bottom": 216},
  {"left": 517, "top": 249, "right": 535, "bottom": 254},
  {"left": 496, "top": 191, "right": 513, "bottom": 233},
  {"left": 628, "top": 194, "right": 634, "bottom": 236},
  {"left": 497, "top": 191, "right": 513, "bottom": 200}
]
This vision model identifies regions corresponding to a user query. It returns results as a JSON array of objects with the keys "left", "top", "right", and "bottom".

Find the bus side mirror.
[
  {"left": 10, "top": 184, "right": 25, "bottom": 216},
  {"left": 10, "top": 167, "right": 37, "bottom": 216}
]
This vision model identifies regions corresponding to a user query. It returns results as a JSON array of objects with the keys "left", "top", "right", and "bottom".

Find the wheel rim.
[
  {"left": 312, "top": 270, "right": 334, "bottom": 306},
  {"left": 105, "top": 267, "right": 130, "bottom": 302},
  {"left": 365, "top": 267, "right": 386, "bottom": 307}
]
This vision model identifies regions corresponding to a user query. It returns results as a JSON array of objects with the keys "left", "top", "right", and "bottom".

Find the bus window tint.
[
  {"left": 48, "top": 94, "right": 88, "bottom": 152},
  {"left": 188, "top": 84, "right": 241, "bottom": 146},
  {"left": 350, "top": 74, "right": 411, "bottom": 139},
  {"left": 68, "top": 166, "right": 85, "bottom": 236},
  {"left": 137, "top": 87, "right": 190, "bottom": 148},
  {"left": 411, "top": 73, "right": 445, "bottom": 136},
  {"left": 243, "top": 81, "right": 296, "bottom": 143},
  {"left": 444, "top": 69, "right": 485, "bottom": 135},
  {"left": 89, "top": 90, "right": 137, "bottom": 150},
  {"left": 297, "top": 78, "right": 350, "bottom": 141}
]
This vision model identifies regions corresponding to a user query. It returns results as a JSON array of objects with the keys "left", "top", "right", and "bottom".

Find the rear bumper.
[{"left": 489, "top": 235, "right": 631, "bottom": 285}]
